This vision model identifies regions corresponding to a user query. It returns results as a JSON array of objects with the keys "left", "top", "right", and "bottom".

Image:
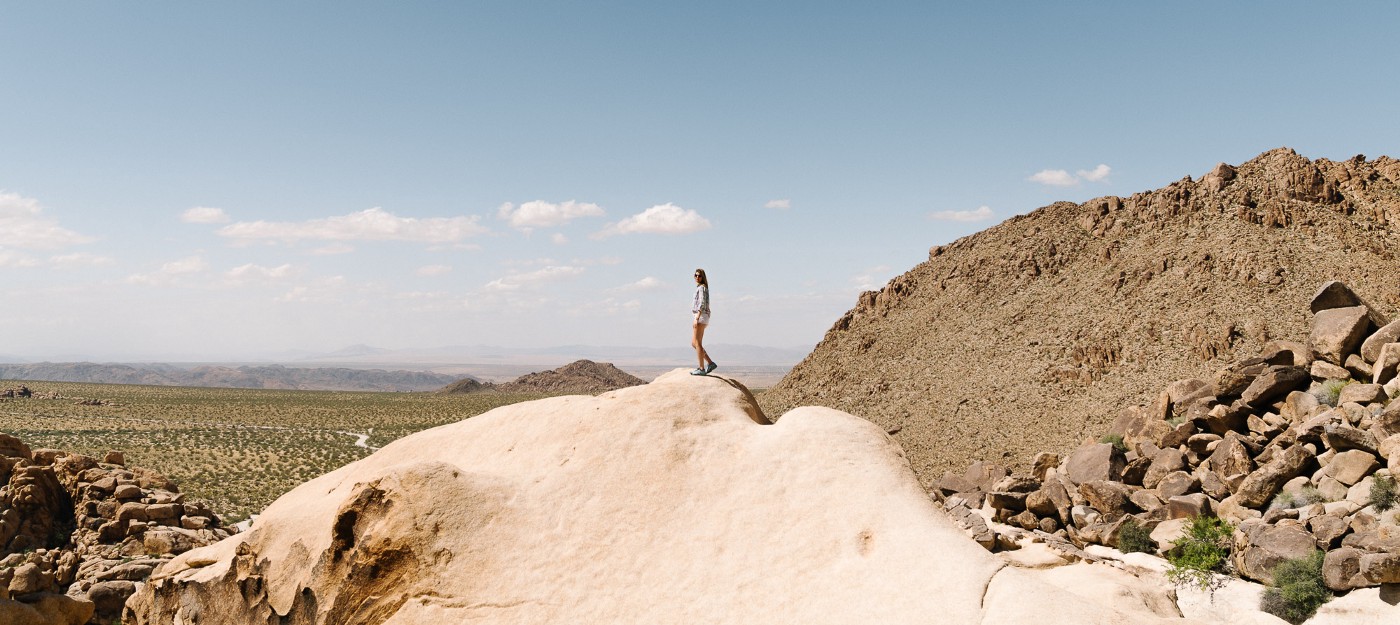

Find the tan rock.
[
  {"left": 1360, "top": 319, "right": 1400, "bottom": 362},
  {"left": 0, "top": 594, "right": 93, "bottom": 625},
  {"left": 1030, "top": 452, "right": 1059, "bottom": 481},
  {"left": 1345, "top": 353, "right": 1374, "bottom": 380},
  {"left": 1310, "top": 360, "right": 1351, "bottom": 381},
  {"left": 1374, "top": 342, "right": 1400, "bottom": 385},
  {"left": 1156, "top": 471, "right": 1197, "bottom": 499},
  {"left": 1324, "top": 449, "right": 1379, "bottom": 486},
  {"left": 1358, "top": 552, "right": 1400, "bottom": 584},
  {"left": 1339, "top": 383, "right": 1388, "bottom": 406},
  {"left": 1309, "top": 306, "right": 1372, "bottom": 365}
]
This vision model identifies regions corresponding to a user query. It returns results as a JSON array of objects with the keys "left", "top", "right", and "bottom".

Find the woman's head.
[{"left": 693, "top": 268, "right": 708, "bottom": 286}]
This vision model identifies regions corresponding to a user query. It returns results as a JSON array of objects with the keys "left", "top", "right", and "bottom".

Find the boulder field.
[{"left": 128, "top": 370, "right": 1202, "bottom": 625}]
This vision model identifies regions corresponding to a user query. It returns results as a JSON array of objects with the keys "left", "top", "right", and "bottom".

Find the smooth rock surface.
[{"left": 127, "top": 371, "right": 1202, "bottom": 625}]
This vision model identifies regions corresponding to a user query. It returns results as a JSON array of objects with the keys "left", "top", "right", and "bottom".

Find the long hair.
[{"left": 694, "top": 268, "right": 708, "bottom": 287}]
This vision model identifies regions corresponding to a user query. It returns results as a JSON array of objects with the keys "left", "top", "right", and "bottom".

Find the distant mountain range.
[
  {"left": 0, "top": 343, "right": 809, "bottom": 392},
  {"left": 0, "top": 363, "right": 460, "bottom": 392},
  {"left": 285, "top": 343, "right": 811, "bottom": 367}
]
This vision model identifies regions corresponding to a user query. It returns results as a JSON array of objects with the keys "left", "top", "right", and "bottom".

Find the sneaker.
[
  {"left": 690, "top": 368, "right": 707, "bottom": 375},
  {"left": 705, "top": 362, "right": 718, "bottom": 374}
]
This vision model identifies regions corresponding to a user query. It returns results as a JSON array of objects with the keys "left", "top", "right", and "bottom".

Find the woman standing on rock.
[{"left": 691, "top": 268, "right": 717, "bottom": 375}]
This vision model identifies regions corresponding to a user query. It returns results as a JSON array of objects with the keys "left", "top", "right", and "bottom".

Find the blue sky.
[{"left": 2, "top": 2, "right": 1398, "bottom": 362}]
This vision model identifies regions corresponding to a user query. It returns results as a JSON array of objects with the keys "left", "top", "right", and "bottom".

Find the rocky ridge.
[
  {"left": 761, "top": 148, "right": 1400, "bottom": 487},
  {"left": 0, "top": 436, "right": 234, "bottom": 625},
  {"left": 439, "top": 359, "right": 647, "bottom": 395},
  {"left": 940, "top": 281, "right": 1400, "bottom": 595}
]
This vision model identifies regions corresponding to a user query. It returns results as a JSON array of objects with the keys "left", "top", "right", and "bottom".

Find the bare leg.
[{"left": 692, "top": 322, "right": 711, "bottom": 369}]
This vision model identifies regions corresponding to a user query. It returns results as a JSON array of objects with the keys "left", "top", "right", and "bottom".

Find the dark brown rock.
[
  {"left": 1165, "top": 494, "right": 1212, "bottom": 519},
  {"left": 1322, "top": 547, "right": 1365, "bottom": 591},
  {"left": 1307, "top": 513, "right": 1349, "bottom": 549},
  {"left": 1142, "top": 448, "right": 1186, "bottom": 490},
  {"left": 1235, "top": 444, "right": 1316, "bottom": 508},
  {"left": 1206, "top": 433, "right": 1255, "bottom": 478},
  {"left": 1321, "top": 423, "right": 1379, "bottom": 455},
  {"left": 1078, "top": 480, "right": 1135, "bottom": 521},
  {"left": 1241, "top": 366, "right": 1310, "bottom": 408},
  {"left": 1063, "top": 443, "right": 1126, "bottom": 485},
  {"left": 1235, "top": 523, "right": 1319, "bottom": 584}
]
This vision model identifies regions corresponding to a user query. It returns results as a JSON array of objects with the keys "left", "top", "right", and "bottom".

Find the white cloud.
[
  {"left": 0, "top": 191, "right": 96, "bottom": 249},
  {"left": 181, "top": 206, "right": 231, "bottom": 224},
  {"left": 764, "top": 199, "right": 792, "bottom": 210},
  {"left": 416, "top": 264, "right": 452, "bottom": 276},
  {"left": 308, "top": 243, "right": 356, "bottom": 255},
  {"left": 49, "top": 253, "right": 115, "bottom": 268},
  {"left": 484, "top": 265, "right": 585, "bottom": 291},
  {"left": 851, "top": 265, "right": 892, "bottom": 291},
  {"left": 593, "top": 203, "right": 711, "bottom": 238},
  {"left": 929, "top": 205, "right": 995, "bottom": 222},
  {"left": 1077, "top": 164, "right": 1112, "bottom": 182},
  {"left": 611, "top": 276, "right": 664, "bottom": 292},
  {"left": 1028, "top": 163, "right": 1113, "bottom": 186},
  {"left": 551, "top": 233, "right": 569, "bottom": 245},
  {"left": 225, "top": 263, "right": 294, "bottom": 285},
  {"left": 1027, "top": 169, "right": 1078, "bottom": 186},
  {"left": 127, "top": 255, "right": 209, "bottom": 285},
  {"left": 218, "top": 207, "right": 488, "bottom": 244},
  {"left": 497, "top": 200, "right": 604, "bottom": 231},
  {"left": 276, "top": 276, "right": 347, "bottom": 303},
  {"left": 0, "top": 248, "right": 40, "bottom": 268}
]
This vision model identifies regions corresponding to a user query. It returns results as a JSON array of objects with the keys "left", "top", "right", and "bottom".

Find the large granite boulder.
[{"left": 127, "top": 370, "right": 1200, "bottom": 625}]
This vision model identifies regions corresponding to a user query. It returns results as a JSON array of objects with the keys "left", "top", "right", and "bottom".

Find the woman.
[{"left": 690, "top": 268, "right": 717, "bottom": 375}]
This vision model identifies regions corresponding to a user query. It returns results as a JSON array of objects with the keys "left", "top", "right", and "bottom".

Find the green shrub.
[
  {"left": 1117, "top": 518, "right": 1156, "bottom": 554},
  {"left": 1371, "top": 475, "right": 1397, "bottom": 512},
  {"left": 1311, "top": 379, "right": 1351, "bottom": 407},
  {"left": 1098, "top": 433, "right": 1129, "bottom": 453},
  {"left": 1166, "top": 515, "right": 1234, "bottom": 589},
  {"left": 1259, "top": 550, "right": 1330, "bottom": 624}
]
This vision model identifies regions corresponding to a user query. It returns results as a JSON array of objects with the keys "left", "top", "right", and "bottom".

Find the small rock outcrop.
[
  {"left": 946, "top": 281, "right": 1400, "bottom": 594},
  {"left": 439, "top": 359, "right": 647, "bottom": 395},
  {"left": 128, "top": 371, "right": 1205, "bottom": 625},
  {"left": 0, "top": 434, "right": 234, "bottom": 625}
]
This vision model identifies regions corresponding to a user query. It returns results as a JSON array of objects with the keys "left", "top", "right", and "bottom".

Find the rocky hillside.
[
  {"left": 439, "top": 359, "right": 646, "bottom": 395},
  {"left": 761, "top": 148, "right": 1400, "bottom": 487},
  {"left": 937, "top": 281, "right": 1399, "bottom": 603},
  {"left": 0, "top": 363, "right": 457, "bottom": 392},
  {"left": 0, "top": 435, "right": 234, "bottom": 625}
]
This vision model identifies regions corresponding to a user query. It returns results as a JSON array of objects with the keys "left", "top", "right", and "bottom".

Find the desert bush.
[
  {"left": 1311, "top": 379, "right": 1351, "bottom": 407},
  {"left": 1098, "top": 433, "right": 1129, "bottom": 453},
  {"left": 1166, "top": 515, "right": 1234, "bottom": 589},
  {"left": 1371, "top": 475, "right": 1398, "bottom": 512},
  {"left": 1259, "top": 550, "right": 1330, "bottom": 624},
  {"left": 1270, "top": 485, "right": 1326, "bottom": 511},
  {"left": 1117, "top": 518, "right": 1156, "bottom": 554}
]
